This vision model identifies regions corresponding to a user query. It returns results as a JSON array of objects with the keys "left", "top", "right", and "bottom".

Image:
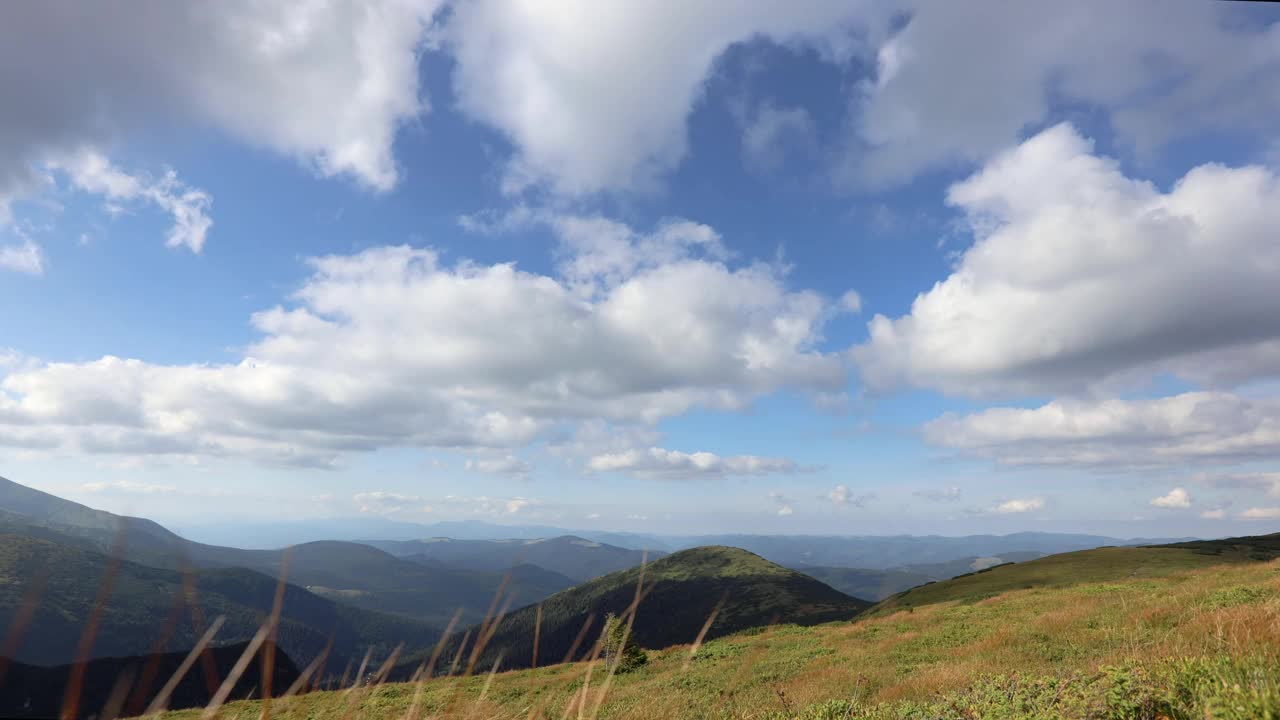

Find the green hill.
[
  {"left": 414, "top": 546, "right": 870, "bottom": 675},
  {"left": 157, "top": 532, "right": 1280, "bottom": 719},
  {"left": 0, "top": 534, "right": 436, "bottom": 670},
  {"left": 372, "top": 536, "right": 659, "bottom": 582},
  {"left": 868, "top": 532, "right": 1280, "bottom": 616}
]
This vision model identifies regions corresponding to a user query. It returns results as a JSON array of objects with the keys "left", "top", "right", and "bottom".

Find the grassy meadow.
[{"left": 158, "top": 542, "right": 1280, "bottom": 720}]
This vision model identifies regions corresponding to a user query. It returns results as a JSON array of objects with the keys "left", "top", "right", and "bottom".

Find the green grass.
[
  {"left": 868, "top": 536, "right": 1280, "bottom": 617},
  {"left": 156, "top": 535, "right": 1280, "bottom": 719}
]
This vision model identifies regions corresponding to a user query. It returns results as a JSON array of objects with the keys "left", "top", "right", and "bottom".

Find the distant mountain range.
[
  {"left": 368, "top": 536, "right": 661, "bottom": 582},
  {"left": 171, "top": 513, "right": 1192, "bottom": 569},
  {"left": 0, "top": 477, "right": 577, "bottom": 627},
  {"left": 0, "top": 473, "right": 1201, "bottom": 676},
  {"left": 795, "top": 550, "right": 1049, "bottom": 600}
]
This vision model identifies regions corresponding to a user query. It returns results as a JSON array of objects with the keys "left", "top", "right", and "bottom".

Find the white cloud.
[
  {"left": 1150, "top": 487, "right": 1192, "bottom": 509},
  {"left": 442, "top": 1, "right": 1278, "bottom": 195},
  {"left": 769, "top": 491, "right": 794, "bottom": 516},
  {"left": 845, "top": 1, "right": 1280, "bottom": 187},
  {"left": 838, "top": 291, "right": 863, "bottom": 314},
  {"left": 445, "top": 0, "right": 880, "bottom": 194},
  {"left": 588, "top": 447, "right": 798, "bottom": 480},
  {"left": 0, "top": 0, "right": 441, "bottom": 209},
  {"left": 0, "top": 239, "right": 43, "bottom": 275},
  {"left": 1200, "top": 507, "right": 1228, "bottom": 520},
  {"left": 1194, "top": 472, "right": 1280, "bottom": 498},
  {"left": 826, "top": 484, "right": 873, "bottom": 507},
  {"left": 992, "top": 497, "right": 1044, "bottom": 514},
  {"left": 0, "top": 216, "right": 852, "bottom": 466},
  {"left": 52, "top": 151, "right": 212, "bottom": 253},
  {"left": 855, "top": 124, "right": 1280, "bottom": 396},
  {"left": 465, "top": 455, "right": 532, "bottom": 477},
  {"left": 1240, "top": 507, "right": 1280, "bottom": 520},
  {"left": 925, "top": 392, "right": 1280, "bottom": 469}
]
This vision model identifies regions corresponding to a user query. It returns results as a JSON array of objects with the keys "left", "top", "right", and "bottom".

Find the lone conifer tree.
[{"left": 600, "top": 612, "right": 647, "bottom": 673}]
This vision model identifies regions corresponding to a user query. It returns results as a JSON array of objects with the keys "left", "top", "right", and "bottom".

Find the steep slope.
[
  {"left": 268, "top": 542, "right": 575, "bottom": 626},
  {"left": 418, "top": 546, "right": 869, "bottom": 675},
  {"left": 0, "top": 477, "right": 573, "bottom": 626},
  {"left": 375, "top": 535, "right": 658, "bottom": 582},
  {"left": 0, "top": 534, "right": 436, "bottom": 669},
  {"left": 0, "top": 477, "right": 193, "bottom": 567}
]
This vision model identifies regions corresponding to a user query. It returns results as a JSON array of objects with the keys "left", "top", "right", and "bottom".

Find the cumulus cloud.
[
  {"left": 0, "top": 239, "right": 43, "bottom": 275},
  {"left": 1240, "top": 507, "right": 1280, "bottom": 520},
  {"left": 588, "top": 447, "right": 799, "bottom": 480},
  {"left": 444, "top": 0, "right": 881, "bottom": 194},
  {"left": 991, "top": 497, "right": 1044, "bottom": 514},
  {"left": 845, "top": 1, "right": 1280, "bottom": 187},
  {"left": 925, "top": 392, "right": 1280, "bottom": 469},
  {"left": 52, "top": 151, "right": 213, "bottom": 252},
  {"left": 0, "top": 0, "right": 440, "bottom": 210},
  {"left": 826, "top": 484, "right": 874, "bottom": 507},
  {"left": 0, "top": 216, "right": 852, "bottom": 466},
  {"left": 1150, "top": 488, "right": 1192, "bottom": 509},
  {"left": 440, "top": 0, "right": 1278, "bottom": 195},
  {"left": 855, "top": 124, "right": 1280, "bottom": 396}
]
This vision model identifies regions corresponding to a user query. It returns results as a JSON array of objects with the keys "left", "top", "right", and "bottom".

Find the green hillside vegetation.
[
  {"left": 406, "top": 546, "right": 870, "bottom": 676},
  {"left": 165, "top": 533, "right": 1280, "bottom": 719},
  {"left": 0, "top": 534, "right": 435, "bottom": 669},
  {"left": 372, "top": 536, "right": 660, "bottom": 582},
  {"left": 0, "top": 640, "right": 300, "bottom": 719},
  {"left": 868, "top": 533, "right": 1280, "bottom": 617},
  {"left": 205, "top": 541, "right": 576, "bottom": 627}
]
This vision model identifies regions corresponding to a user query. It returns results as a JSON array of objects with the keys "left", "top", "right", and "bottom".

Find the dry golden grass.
[{"left": 151, "top": 555, "right": 1280, "bottom": 720}]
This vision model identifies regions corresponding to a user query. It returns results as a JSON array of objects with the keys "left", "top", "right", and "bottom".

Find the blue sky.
[{"left": 2, "top": 1, "right": 1280, "bottom": 537}]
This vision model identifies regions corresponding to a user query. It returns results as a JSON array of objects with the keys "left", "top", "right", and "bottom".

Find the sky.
[{"left": 2, "top": 1, "right": 1280, "bottom": 538}]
